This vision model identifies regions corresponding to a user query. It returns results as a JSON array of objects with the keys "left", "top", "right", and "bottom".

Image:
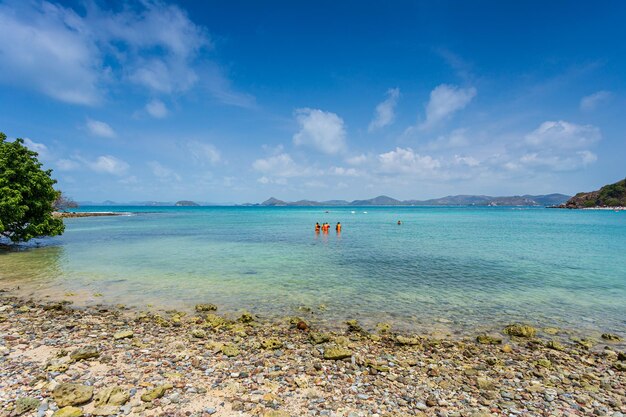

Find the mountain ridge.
[{"left": 260, "top": 193, "right": 570, "bottom": 207}]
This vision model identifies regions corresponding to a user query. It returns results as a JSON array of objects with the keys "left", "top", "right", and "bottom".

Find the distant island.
[
  {"left": 560, "top": 178, "right": 626, "bottom": 209},
  {"left": 175, "top": 200, "right": 200, "bottom": 207},
  {"left": 258, "top": 193, "right": 570, "bottom": 207}
]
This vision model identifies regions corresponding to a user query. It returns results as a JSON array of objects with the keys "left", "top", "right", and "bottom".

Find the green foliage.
[
  {"left": 597, "top": 178, "right": 626, "bottom": 206},
  {"left": 0, "top": 132, "right": 65, "bottom": 243},
  {"left": 583, "top": 200, "right": 597, "bottom": 208}
]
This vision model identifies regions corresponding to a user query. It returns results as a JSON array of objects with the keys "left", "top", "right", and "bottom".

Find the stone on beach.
[
  {"left": 112, "top": 330, "right": 133, "bottom": 340},
  {"left": 93, "top": 386, "right": 130, "bottom": 407},
  {"left": 14, "top": 397, "right": 41, "bottom": 415},
  {"left": 52, "top": 406, "right": 83, "bottom": 417},
  {"left": 52, "top": 383, "right": 94, "bottom": 407},
  {"left": 140, "top": 385, "right": 171, "bottom": 402},
  {"left": 323, "top": 345, "right": 353, "bottom": 360},
  {"left": 69, "top": 346, "right": 99, "bottom": 361}
]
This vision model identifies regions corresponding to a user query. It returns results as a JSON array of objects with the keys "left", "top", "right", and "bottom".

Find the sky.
[{"left": 0, "top": 0, "right": 625, "bottom": 203}]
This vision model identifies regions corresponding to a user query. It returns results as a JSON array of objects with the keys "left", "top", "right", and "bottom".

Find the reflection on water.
[{"left": 0, "top": 206, "right": 625, "bottom": 336}]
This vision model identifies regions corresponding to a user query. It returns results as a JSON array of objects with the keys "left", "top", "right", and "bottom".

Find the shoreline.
[
  {"left": 1, "top": 292, "right": 625, "bottom": 417},
  {"left": 52, "top": 212, "right": 127, "bottom": 218}
]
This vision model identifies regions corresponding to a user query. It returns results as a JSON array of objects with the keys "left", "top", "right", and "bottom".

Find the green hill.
[{"left": 564, "top": 178, "right": 626, "bottom": 208}]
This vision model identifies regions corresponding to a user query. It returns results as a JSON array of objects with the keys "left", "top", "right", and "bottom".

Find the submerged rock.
[
  {"left": 195, "top": 303, "right": 217, "bottom": 312},
  {"left": 238, "top": 311, "right": 254, "bottom": 323},
  {"left": 601, "top": 333, "right": 622, "bottom": 341},
  {"left": 375, "top": 322, "right": 391, "bottom": 334},
  {"left": 70, "top": 346, "right": 99, "bottom": 361},
  {"left": 52, "top": 383, "right": 94, "bottom": 407},
  {"left": 346, "top": 319, "right": 363, "bottom": 333},
  {"left": 323, "top": 345, "right": 352, "bottom": 360},
  {"left": 395, "top": 335, "right": 421, "bottom": 346},
  {"left": 504, "top": 324, "right": 536, "bottom": 338}
]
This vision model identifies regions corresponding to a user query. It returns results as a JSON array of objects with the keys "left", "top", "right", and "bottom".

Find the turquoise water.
[{"left": 1, "top": 206, "right": 625, "bottom": 336}]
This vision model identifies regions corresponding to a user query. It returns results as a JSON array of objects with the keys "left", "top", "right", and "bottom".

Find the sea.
[{"left": 1, "top": 206, "right": 625, "bottom": 337}]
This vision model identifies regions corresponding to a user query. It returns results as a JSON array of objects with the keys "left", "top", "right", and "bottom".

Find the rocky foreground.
[{"left": 1, "top": 295, "right": 625, "bottom": 417}]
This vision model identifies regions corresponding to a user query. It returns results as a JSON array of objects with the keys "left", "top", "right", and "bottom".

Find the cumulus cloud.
[
  {"left": 22, "top": 138, "right": 49, "bottom": 159},
  {"left": 419, "top": 84, "right": 476, "bottom": 130},
  {"left": 0, "top": 1, "right": 249, "bottom": 106},
  {"left": 580, "top": 90, "right": 612, "bottom": 111},
  {"left": 145, "top": 99, "right": 168, "bottom": 118},
  {"left": 368, "top": 88, "right": 400, "bottom": 131},
  {"left": 187, "top": 141, "right": 221, "bottom": 165},
  {"left": 378, "top": 147, "right": 440, "bottom": 174},
  {"left": 86, "top": 119, "right": 116, "bottom": 138},
  {"left": 252, "top": 153, "right": 302, "bottom": 178},
  {"left": 148, "top": 161, "right": 180, "bottom": 181},
  {"left": 293, "top": 108, "right": 347, "bottom": 154},
  {"left": 524, "top": 120, "right": 600, "bottom": 150},
  {"left": 87, "top": 155, "right": 129, "bottom": 175},
  {"left": 0, "top": 1, "right": 102, "bottom": 105}
]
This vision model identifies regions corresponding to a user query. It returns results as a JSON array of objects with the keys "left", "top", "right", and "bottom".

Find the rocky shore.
[
  {"left": 1, "top": 293, "right": 625, "bottom": 417},
  {"left": 52, "top": 213, "right": 125, "bottom": 219}
]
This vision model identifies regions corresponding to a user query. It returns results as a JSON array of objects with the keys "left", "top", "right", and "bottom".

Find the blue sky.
[{"left": 1, "top": 0, "right": 625, "bottom": 203}]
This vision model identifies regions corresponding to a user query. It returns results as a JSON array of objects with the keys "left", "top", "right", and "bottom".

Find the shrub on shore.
[{"left": 0, "top": 131, "right": 64, "bottom": 243}]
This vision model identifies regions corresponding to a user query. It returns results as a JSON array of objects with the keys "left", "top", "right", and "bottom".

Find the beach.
[
  {"left": 1, "top": 292, "right": 625, "bottom": 417},
  {"left": 1, "top": 206, "right": 626, "bottom": 416}
]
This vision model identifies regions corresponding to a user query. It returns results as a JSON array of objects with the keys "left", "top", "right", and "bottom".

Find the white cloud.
[
  {"left": 0, "top": 1, "right": 237, "bottom": 104},
  {"left": 22, "top": 138, "right": 49, "bottom": 159},
  {"left": 187, "top": 141, "right": 221, "bottom": 165},
  {"left": 252, "top": 153, "right": 302, "bottom": 178},
  {"left": 368, "top": 88, "right": 400, "bottom": 132},
  {"left": 86, "top": 119, "right": 116, "bottom": 138},
  {"left": 56, "top": 158, "right": 80, "bottom": 171},
  {"left": 525, "top": 120, "right": 600, "bottom": 150},
  {"left": 293, "top": 108, "right": 347, "bottom": 154},
  {"left": 419, "top": 84, "right": 476, "bottom": 130},
  {"left": 580, "top": 91, "right": 612, "bottom": 111},
  {"left": 148, "top": 161, "right": 181, "bottom": 181},
  {"left": 453, "top": 155, "right": 480, "bottom": 167},
  {"left": 346, "top": 154, "right": 368, "bottom": 165},
  {"left": 0, "top": 1, "right": 102, "bottom": 105},
  {"left": 425, "top": 129, "right": 470, "bottom": 150},
  {"left": 378, "top": 147, "right": 441, "bottom": 174},
  {"left": 88, "top": 155, "right": 129, "bottom": 175},
  {"left": 330, "top": 167, "right": 360, "bottom": 177},
  {"left": 145, "top": 99, "right": 168, "bottom": 118}
]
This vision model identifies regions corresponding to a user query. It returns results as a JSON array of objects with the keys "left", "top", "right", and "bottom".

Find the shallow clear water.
[{"left": 1, "top": 206, "right": 625, "bottom": 335}]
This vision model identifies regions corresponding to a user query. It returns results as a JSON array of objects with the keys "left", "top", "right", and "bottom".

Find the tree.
[
  {"left": 0, "top": 132, "right": 65, "bottom": 243},
  {"left": 53, "top": 191, "right": 79, "bottom": 212}
]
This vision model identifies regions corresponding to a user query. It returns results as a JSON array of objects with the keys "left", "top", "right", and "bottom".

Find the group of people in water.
[{"left": 315, "top": 222, "right": 341, "bottom": 233}]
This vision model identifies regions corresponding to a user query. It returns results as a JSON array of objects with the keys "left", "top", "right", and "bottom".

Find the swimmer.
[
  {"left": 397, "top": 220, "right": 402, "bottom": 225},
  {"left": 336, "top": 222, "right": 342, "bottom": 232},
  {"left": 315, "top": 222, "right": 321, "bottom": 233}
]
